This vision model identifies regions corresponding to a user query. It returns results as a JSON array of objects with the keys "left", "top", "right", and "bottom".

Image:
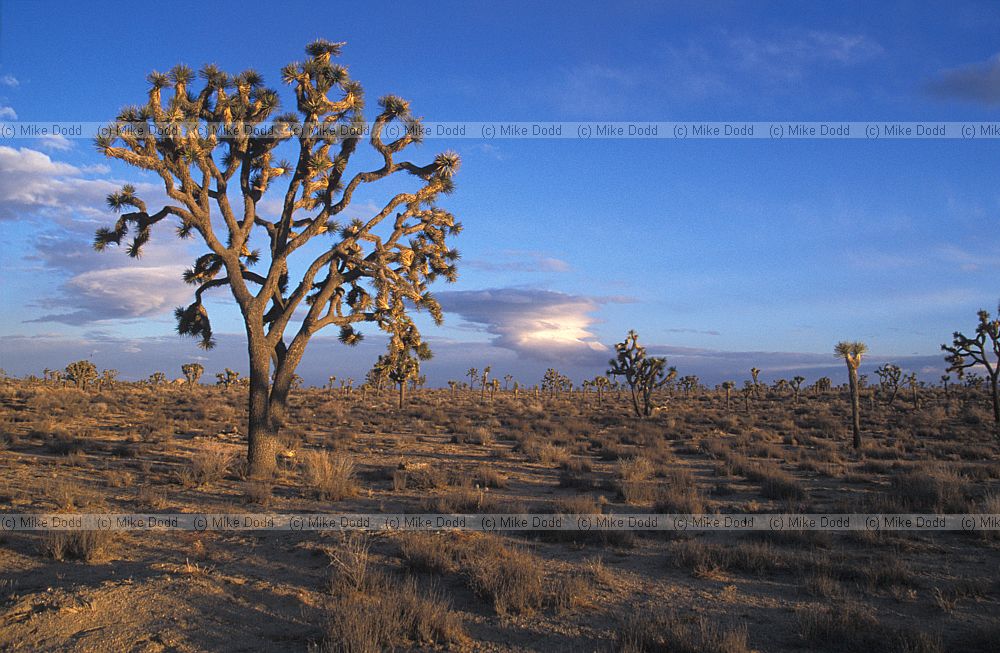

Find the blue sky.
[{"left": 1, "top": 0, "right": 998, "bottom": 386}]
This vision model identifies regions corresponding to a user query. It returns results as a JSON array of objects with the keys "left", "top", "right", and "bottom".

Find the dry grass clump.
[
  {"left": 797, "top": 601, "right": 941, "bottom": 653},
  {"left": 616, "top": 607, "right": 749, "bottom": 653},
  {"left": 41, "top": 530, "right": 115, "bottom": 563},
  {"left": 653, "top": 467, "right": 705, "bottom": 514},
  {"left": 178, "top": 447, "right": 233, "bottom": 488},
  {"left": 319, "top": 573, "right": 465, "bottom": 652},
  {"left": 397, "top": 532, "right": 457, "bottom": 575},
  {"left": 463, "top": 535, "right": 546, "bottom": 615},
  {"left": 617, "top": 456, "right": 656, "bottom": 504},
  {"left": 883, "top": 465, "right": 971, "bottom": 513},
  {"left": 302, "top": 450, "right": 356, "bottom": 501}
]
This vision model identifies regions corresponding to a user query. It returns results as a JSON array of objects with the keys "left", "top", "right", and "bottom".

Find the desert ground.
[{"left": 1, "top": 377, "right": 999, "bottom": 652}]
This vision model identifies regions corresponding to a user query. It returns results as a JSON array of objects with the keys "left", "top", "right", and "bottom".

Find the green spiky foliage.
[
  {"left": 942, "top": 305, "right": 1000, "bottom": 436},
  {"left": 65, "top": 360, "right": 98, "bottom": 391},
  {"left": 607, "top": 330, "right": 677, "bottom": 417},
  {"left": 874, "top": 363, "right": 902, "bottom": 405},
  {"left": 93, "top": 41, "right": 462, "bottom": 476},
  {"left": 182, "top": 362, "right": 204, "bottom": 386},
  {"left": 835, "top": 340, "right": 868, "bottom": 449}
]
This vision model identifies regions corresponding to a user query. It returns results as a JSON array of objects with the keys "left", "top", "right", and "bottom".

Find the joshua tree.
[
  {"left": 874, "top": 363, "right": 901, "bottom": 405},
  {"left": 721, "top": 380, "right": 735, "bottom": 410},
  {"left": 65, "top": 360, "right": 98, "bottom": 391},
  {"left": 149, "top": 371, "right": 167, "bottom": 386},
  {"left": 904, "top": 373, "right": 921, "bottom": 410},
  {"left": 941, "top": 374, "right": 950, "bottom": 401},
  {"left": 98, "top": 369, "right": 119, "bottom": 391},
  {"left": 790, "top": 376, "right": 805, "bottom": 404},
  {"left": 591, "top": 376, "right": 610, "bottom": 405},
  {"left": 466, "top": 368, "right": 479, "bottom": 393},
  {"left": 182, "top": 362, "right": 204, "bottom": 386},
  {"left": 503, "top": 374, "right": 513, "bottom": 391},
  {"left": 942, "top": 305, "right": 1000, "bottom": 435},
  {"left": 366, "top": 363, "right": 389, "bottom": 397},
  {"left": 741, "top": 381, "right": 753, "bottom": 413},
  {"left": 835, "top": 341, "right": 868, "bottom": 449},
  {"left": 678, "top": 375, "right": 700, "bottom": 394},
  {"left": 447, "top": 380, "right": 457, "bottom": 395},
  {"left": 480, "top": 365, "right": 491, "bottom": 401},
  {"left": 813, "top": 377, "right": 832, "bottom": 394},
  {"left": 750, "top": 367, "right": 762, "bottom": 399},
  {"left": 92, "top": 40, "right": 461, "bottom": 476},
  {"left": 607, "top": 330, "right": 677, "bottom": 417},
  {"left": 216, "top": 368, "right": 241, "bottom": 390}
]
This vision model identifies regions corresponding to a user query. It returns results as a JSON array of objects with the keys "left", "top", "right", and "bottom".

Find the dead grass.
[{"left": 302, "top": 450, "right": 356, "bottom": 501}]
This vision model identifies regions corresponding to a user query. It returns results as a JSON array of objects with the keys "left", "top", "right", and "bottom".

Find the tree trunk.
[
  {"left": 247, "top": 349, "right": 279, "bottom": 479},
  {"left": 398, "top": 381, "right": 405, "bottom": 409},
  {"left": 990, "top": 374, "right": 1000, "bottom": 438},
  {"left": 848, "top": 366, "right": 861, "bottom": 449}
]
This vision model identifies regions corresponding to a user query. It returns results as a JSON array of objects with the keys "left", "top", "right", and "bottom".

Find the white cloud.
[
  {"left": 0, "top": 106, "right": 17, "bottom": 120},
  {"left": 31, "top": 265, "right": 192, "bottom": 325},
  {"left": 437, "top": 288, "right": 619, "bottom": 362},
  {"left": 927, "top": 53, "right": 1000, "bottom": 105},
  {"left": 0, "top": 74, "right": 18, "bottom": 87},
  {"left": 38, "top": 134, "right": 74, "bottom": 152}
]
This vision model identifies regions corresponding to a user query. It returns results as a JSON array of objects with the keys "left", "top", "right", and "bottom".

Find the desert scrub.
[
  {"left": 616, "top": 607, "right": 749, "bottom": 653},
  {"left": 461, "top": 535, "right": 546, "bottom": 615},
  {"left": 41, "top": 530, "right": 115, "bottom": 563},
  {"left": 178, "top": 446, "right": 233, "bottom": 488},
  {"left": 318, "top": 573, "right": 466, "bottom": 652},
  {"left": 617, "top": 456, "right": 657, "bottom": 503},
  {"left": 302, "top": 450, "right": 356, "bottom": 501}
]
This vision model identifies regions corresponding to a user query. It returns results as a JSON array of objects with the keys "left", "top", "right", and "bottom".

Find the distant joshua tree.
[
  {"left": 98, "top": 369, "right": 119, "bottom": 391},
  {"left": 750, "top": 367, "right": 762, "bottom": 399},
  {"left": 904, "top": 372, "right": 920, "bottom": 410},
  {"left": 813, "top": 377, "right": 832, "bottom": 394},
  {"left": 91, "top": 40, "right": 462, "bottom": 477},
  {"left": 835, "top": 341, "right": 868, "bottom": 449},
  {"left": 790, "top": 376, "right": 805, "bottom": 404},
  {"left": 943, "top": 305, "right": 1000, "bottom": 436},
  {"left": 466, "top": 368, "right": 479, "bottom": 392},
  {"left": 149, "top": 371, "right": 167, "bottom": 386},
  {"left": 721, "top": 380, "right": 735, "bottom": 411},
  {"left": 741, "top": 381, "right": 754, "bottom": 413},
  {"left": 216, "top": 368, "right": 241, "bottom": 390},
  {"left": 65, "top": 360, "right": 98, "bottom": 391},
  {"left": 480, "top": 366, "right": 492, "bottom": 401},
  {"left": 503, "top": 374, "right": 513, "bottom": 391},
  {"left": 607, "top": 330, "right": 676, "bottom": 417},
  {"left": 875, "top": 363, "right": 901, "bottom": 405},
  {"left": 182, "top": 362, "right": 204, "bottom": 386}
]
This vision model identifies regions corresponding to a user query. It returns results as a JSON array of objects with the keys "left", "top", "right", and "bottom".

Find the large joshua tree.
[
  {"left": 835, "top": 341, "right": 868, "bottom": 449},
  {"left": 608, "top": 330, "right": 676, "bottom": 417},
  {"left": 92, "top": 40, "right": 461, "bottom": 476},
  {"left": 942, "top": 305, "right": 1000, "bottom": 437}
]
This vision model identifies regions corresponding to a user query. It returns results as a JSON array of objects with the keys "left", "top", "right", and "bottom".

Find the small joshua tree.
[
  {"left": 92, "top": 40, "right": 461, "bottom": 477},
  {"left": 942, "top": 305, "right": 1000, "bottom": 436},
  {"left": 98, "top": 369, "right": 119, "bottom": 391},
  {"left": 466, "top": 368, "right": 479, "bottom": 393},
  {"left": 721, "top": 380, "right": 735, "bottom": 411},
  {"left": 790, "top": 376, "right": 805, "bottom": 404},
  {"left": 875, "top": 363, "right": 901, "bottom": 405},
  {"left": 750, "top": 367, "right": 762, "bottom": 399},
  {"left": 216, "top": 368, "right": 241, "bottom": 390},
  {"left": 741, "top": 381, "right": 753, "bottom": 413},
  {"left": 149, "top": 371, "right": 167, "bottom": 386},
  {"left": 503, "top": 374, "right": 513, "bottom": 391},
  {"left": 480, "top": 365, "right": 491, "bottom": 401},
  {"left": 607, "top": 330, "right": 676, "bottom": 417},
  {"left": 65, "top": 360, "right": 98, "bottom": 391},
  {"left": 835, "top": 341, "right": 868, "bottom": 449},
  {"left": 182, "top": 362, "right": 204, "bottom": 386}
]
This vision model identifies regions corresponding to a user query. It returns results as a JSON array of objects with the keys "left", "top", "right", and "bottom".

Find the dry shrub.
[
  {"left": 319, "top": 574, "right": 465, "bottom": 652},
  {"left": 179, "top": 447, "right": 233, "bottom": 487},
  {"left": 463, "top": 536, "right": 545, "bottom": 615},
  {"left": 42, "top": 530, "right": 115, "bottom": 563},
  {"left": 617, "top": 456, "right": 656, "bottom": 504},
  {"left": 398, "top": 532, "right": 457, "bottom": 575},
  {"left": 654, "top": 467, "right": 705, "bottom": 514},
  {"left": 617, "top": 607, "right": 749, "bottom": 653},
  {"left": 797, "top": 602, "right": 941, "bottom": 653},
  {"left": 886, "top": 465, "right": 971, "bottom": 513},
  {"left": 302, "top": 450, "right": 356, "bottom": 501}
]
